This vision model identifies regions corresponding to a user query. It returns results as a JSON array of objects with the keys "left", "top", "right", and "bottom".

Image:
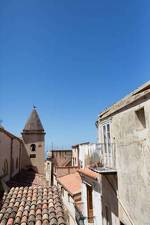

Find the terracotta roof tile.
[
  {"left": 78, "top": 167, "right": 99, "bottom": 180},
  {"left": 57, "top": 172, "right": 81, "bottom": 197},
  {"left": 0, "top": 186, "right": 66, "bottom": 225}
]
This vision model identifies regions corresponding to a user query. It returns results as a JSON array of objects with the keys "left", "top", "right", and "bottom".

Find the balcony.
[
  {"left": 90, "top": 143, "right": 117, "bottom": 174},
  {"left": 96, "top": 143, "right": 116, "bottom": 168}
]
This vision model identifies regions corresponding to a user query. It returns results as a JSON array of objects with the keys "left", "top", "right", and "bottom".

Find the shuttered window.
[{"left": 87, "top": 185, "right": 94, "bottom": 223}]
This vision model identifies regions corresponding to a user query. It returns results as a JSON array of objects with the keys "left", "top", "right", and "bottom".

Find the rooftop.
[
  {"left": 50, "top": 149, "right": 72, "bottom": 152},
  {"left": 0, "top": 128, "right": 22, "bottom": 143},
  {"left": 97, "top": 81, "right": 150, "bottom": 122},
  {"left": 23, "top": 109, "right": 44, "bottom": 132},
  {"left": 0, "top": 186, "right": 66, "bottom": 225},
  {"left": 78, "top": 168, "right": 99, "bottom": 180},
  {"left": 57, "top": 173, "right": 81, "bottom": 197},
  {"left": 7, "top": 170, "right": 48, "bottom": 188},
  {"left": 0, "top": 170, "right": 67, "bottom": 225},
  {"left": 72, "top": 142, "right": 90, "bottom": 148},
  {"left": 91, "top": 167, "right": 117, "bottom": 174}
]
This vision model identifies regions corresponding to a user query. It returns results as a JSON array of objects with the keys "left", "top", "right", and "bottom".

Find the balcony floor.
[{"left": 90, "top": 167, "right": 117, "bottom": 174}]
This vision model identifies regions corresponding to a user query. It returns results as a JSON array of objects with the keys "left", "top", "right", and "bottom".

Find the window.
[
  {"left": 87, "top": 185, "right": 94, "bottom": 223},
  {"left": 30, "top": 154, "right": 36, "bottom": 158},
  {"left": 135, "top": 107, "right": 146, "bottom": 129},
  {"left": 30, "top": 144, "right": 36, "bottom": 152},
  {"left": 103, "top": 123, "right": 111, "bottom": 153}
]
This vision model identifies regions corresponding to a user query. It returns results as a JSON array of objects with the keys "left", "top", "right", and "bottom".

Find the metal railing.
[{"left": 95, "top": 143, "right": 116, "bottom": 169}]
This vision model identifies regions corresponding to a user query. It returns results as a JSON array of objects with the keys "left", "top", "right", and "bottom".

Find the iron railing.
[{"left": 95, "top": 143, "right": 116, "bottom": 169}]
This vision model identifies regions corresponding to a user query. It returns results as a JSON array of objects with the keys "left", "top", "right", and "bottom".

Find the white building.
[
  {"left": 56, "top": 172, "right": 83, "bottom": 225},
  {"left": 72, "top": 143, "right": 96, "bottom": 168}
]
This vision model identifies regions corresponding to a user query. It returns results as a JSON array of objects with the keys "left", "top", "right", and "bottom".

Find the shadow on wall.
[
  {"left": 0, "top": 179, "right": 4, "bottom": 207},
  {"left": 102, "top": 174, "right": 118, "bottom": 225},
  {"left": 21, "top": 143, "right": 39, "bottom": 173},
  {"left": 75, "top": 206, "right": 85, "bottom": 225}
]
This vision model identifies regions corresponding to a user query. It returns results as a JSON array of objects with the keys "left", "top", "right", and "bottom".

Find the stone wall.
[
  {"left": 0, "top": 129, "right": 22, "bottom": 182},
  {"left": 22, "top": 133, "right": 45, "bottom": 174},
  {"left": 52, "top": 150, "right": 72, "bottom": 167},
  {"left": 98, "top": 97, "right": 150, "bottom": 225},
  {"left": 54, "top": 166, "right": 79, "bottom": 178}
]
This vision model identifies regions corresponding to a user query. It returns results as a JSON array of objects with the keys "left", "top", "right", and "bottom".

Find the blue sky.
[{"left": 0, "top": 1, "right": 150, "bottom": 151}]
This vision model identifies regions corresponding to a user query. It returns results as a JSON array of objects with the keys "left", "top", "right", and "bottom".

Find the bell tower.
[{"left": 22, "top": 107, "right": 45, "bottom": 174}]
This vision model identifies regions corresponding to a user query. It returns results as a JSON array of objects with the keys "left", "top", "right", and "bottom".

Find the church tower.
[{"left": 22, "top": 107, "right": 45, "bottom": 174}]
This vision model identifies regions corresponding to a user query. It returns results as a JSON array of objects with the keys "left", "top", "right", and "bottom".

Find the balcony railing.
[{"left": 95, "top": 143, "right": 116, "bottom": 169}]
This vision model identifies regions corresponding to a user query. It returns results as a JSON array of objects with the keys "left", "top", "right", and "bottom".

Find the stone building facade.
[
  {"left": 22, "top": 108, "right": 45, "bottom": 174},
  {"left": 93, "top": 81, "right": 150, "bottom": 225},
  {"left": 0, "top": 108, "right": 45, "bottom": 183},
  {"left": 77, "top": 81, "right": 150, "bottom": 225},
  {"left": 0, "top": 128, "right": 22, "bottom": 182}
]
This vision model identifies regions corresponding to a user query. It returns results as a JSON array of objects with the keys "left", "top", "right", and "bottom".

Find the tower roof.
[{"left": 23, "top": 108, "right": 44, "bottom": 132}]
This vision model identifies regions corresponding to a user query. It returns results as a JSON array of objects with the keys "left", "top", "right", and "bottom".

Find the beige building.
[
  {"left": 96, "top": 81, "right": 150, "bottom": 225},
  {"left": 0, "top": 108, "right": 45, "bottom": 184},
  {"left": 0, "top": 128, "right": 22, "bottom": 182},
  {"left": 78, "top": 81, "right": 150, "bottom": 225}
]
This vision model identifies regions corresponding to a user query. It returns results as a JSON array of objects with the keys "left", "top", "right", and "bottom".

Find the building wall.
[
  {"left": 22, "top": 133, "right": 45, "bottom": 174},
  {"left": 81, "top": 176, "right": 102, "bottom": 225},
  {"left": 93, "top": 186, "right": 102, "bottom": 225},
  {"left": 54, "top": 166, "right": 79, "bottom": 178},
  {"left": 72, "top": 144, "right": 96, "bottom": 168},
  {"left": 45, "top": 160, "right": 52, "bottom": 186},
  {"left": 79, "top": 144, "right": 96, "bottom": 168},
  {"left": 0, "top": 132, "right": 11, "bottom": 182},
  {"left": 56, "top": 182, "right": 78, "bottom": 225},
  {"left": 72, "top": 146, "right": 79, "bottom": 167},
  {"left": 79, "top": 144, "right": 88, "bottom": 168},
  {"left": 81, "top": 182, "right": 88, "bottom": 225},
  {"left": 11, "top": 139, "right": 21, "bottom": 177},
  {"left": 0, "top": 130, "right": 22, "bottom": 182},
  {"left": 20, "top": 142, "right": 31, "bottom": 170},
  {"left": 101, "top": 175, "right": 119, "bottom": 225},
  {"left": 98, "top": 98, "right": 150, "bottom": 225},
  {"left": 52, "top": 150, "right": 72, "bottom": 167}
]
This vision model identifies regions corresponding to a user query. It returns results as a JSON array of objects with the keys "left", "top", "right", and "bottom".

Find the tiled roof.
[
  {"left": 57, "top": 173, "right": 81, "bottom": 197},
  {"left": 23, "top": 109, "right": 44, "bottom": 132},
  {"left": 0, "top": 186, "right": 66, "bottom": 225},
  {"left": 78, "top": 168, "right": 99, "bottom": 180}
]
